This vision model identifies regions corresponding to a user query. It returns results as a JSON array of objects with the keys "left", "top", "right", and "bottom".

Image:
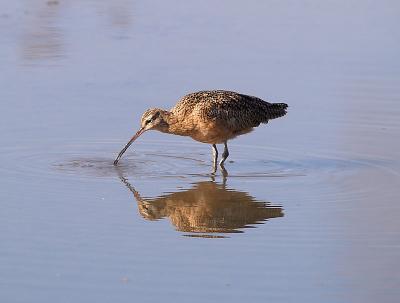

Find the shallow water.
[{"left": 1, "top": 1, "right": 400, "bottom": 302}]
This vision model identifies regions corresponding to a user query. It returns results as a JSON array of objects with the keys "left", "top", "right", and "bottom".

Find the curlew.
[{"left": 114, "top": 90, "right": 288, "bottom": 169}]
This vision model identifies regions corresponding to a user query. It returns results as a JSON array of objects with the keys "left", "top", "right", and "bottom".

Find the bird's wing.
[
  {"left": 198, "top": 92, "right": 287, "bottom": 131},
  {"left": 172, "top": 90, "right": 287, "bottom": 131}
]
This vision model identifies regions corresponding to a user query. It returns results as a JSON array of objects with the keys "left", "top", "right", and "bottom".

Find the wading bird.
[{"left": 114, "top": 90, "right": 288, "bottom": 170}]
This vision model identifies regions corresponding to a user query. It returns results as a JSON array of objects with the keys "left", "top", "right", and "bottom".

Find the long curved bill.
[{"left": 113, "top": 127, "right": 145, "bottom": 165}]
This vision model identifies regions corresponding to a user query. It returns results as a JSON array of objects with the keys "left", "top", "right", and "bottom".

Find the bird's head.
[
  {"left": 113, "top": 108, "right": 169, "bottom": 165},
  {"left": 140, "top": 108, "right": 169, "bottom": 132}
]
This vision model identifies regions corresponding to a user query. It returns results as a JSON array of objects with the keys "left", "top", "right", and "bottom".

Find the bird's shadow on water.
[{"left": 115, "top": 167, "right": 284, "bottom": 238}]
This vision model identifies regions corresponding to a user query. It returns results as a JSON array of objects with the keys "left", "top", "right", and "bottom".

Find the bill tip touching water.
[{"left": 113, "top": 90, "right": 288, "bottom": 168}]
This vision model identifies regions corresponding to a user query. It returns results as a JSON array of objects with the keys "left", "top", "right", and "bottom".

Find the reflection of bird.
[
  {"left": 114, "top": 90, "right": 288, "bottom": 170},
  {"left": 118, "top": 175, "right": 284, "bottom": 235}
]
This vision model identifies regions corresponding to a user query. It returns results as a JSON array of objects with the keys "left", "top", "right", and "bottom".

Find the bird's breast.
[
  {"left": 167, "top": 117, "right": 254, "bottom": 144},
  {"left": 190, "top": 121, "right": 252, "bottom": 144}
]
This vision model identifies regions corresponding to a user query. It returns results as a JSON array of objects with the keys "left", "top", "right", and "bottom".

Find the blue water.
[{"left": 1, "top": 1, "right": 400, "bottom": 302}]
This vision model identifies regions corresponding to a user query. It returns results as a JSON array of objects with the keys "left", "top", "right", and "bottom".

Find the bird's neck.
[{"left": 160, "top": 111, "right": 193, "bottom": 137}]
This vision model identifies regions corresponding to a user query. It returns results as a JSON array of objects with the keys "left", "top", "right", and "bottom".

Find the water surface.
[{"left": 1, "top": 1, "right": 400, "bottom": 302}]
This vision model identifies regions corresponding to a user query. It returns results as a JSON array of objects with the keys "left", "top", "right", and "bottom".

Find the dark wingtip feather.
[
  {"left": 266, "top": 102, "right": 288, "bottom": 119},
  {"left": 273, "top": 103, "right": 288, "bottom": 109}
]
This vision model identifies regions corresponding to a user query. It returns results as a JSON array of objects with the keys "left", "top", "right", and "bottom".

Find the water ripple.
[{"left": 0, "top": 140, "right": 398, "bottom": 182}]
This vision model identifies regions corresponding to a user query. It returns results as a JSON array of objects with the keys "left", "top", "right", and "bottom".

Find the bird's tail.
[{"left": 266, "top": 103, "right": 288, "bottom": 120}]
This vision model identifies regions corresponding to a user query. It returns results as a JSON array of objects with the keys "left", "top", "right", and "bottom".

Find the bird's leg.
[
  {"left": 219, "top": 141, "right": 229, "bottom": 166},
  {"left": 220, "top": 165, "right": 228, "bottom": 180},
  {"left": 212, "top": 144, "right": 218, "bottom": 173}
]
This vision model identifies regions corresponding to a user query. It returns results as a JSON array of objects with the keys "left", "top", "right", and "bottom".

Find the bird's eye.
[{"left": 145, "top": 119, "right": 152, "bottom": 124}]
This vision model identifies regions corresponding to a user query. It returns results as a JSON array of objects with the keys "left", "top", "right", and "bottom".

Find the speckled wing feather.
[{"left": 172, "top": 90, "right": 287, "bottom": 131}]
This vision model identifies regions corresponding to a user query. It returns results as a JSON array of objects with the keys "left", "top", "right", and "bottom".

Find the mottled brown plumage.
[
  {"left": 118, "top": 174, "right": 284, "bottom": 234},
  {"left": 114, "top": 90, "right": 288, "bottom": 168}
]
